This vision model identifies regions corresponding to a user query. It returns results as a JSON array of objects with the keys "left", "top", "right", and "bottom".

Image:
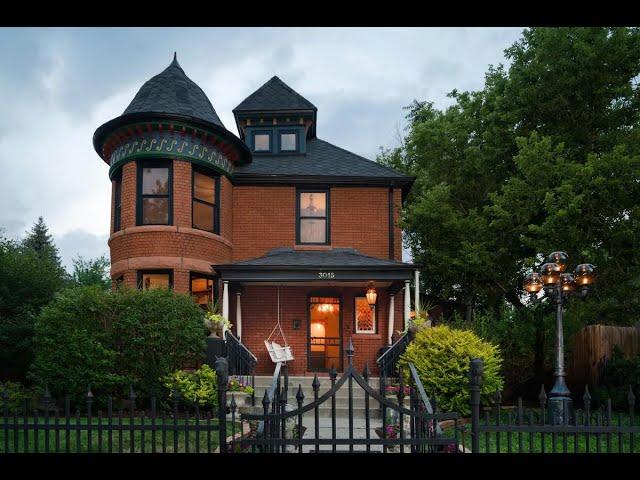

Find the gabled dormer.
[{"left": 232, "top": 76, "right": 317, "bottom": 155}]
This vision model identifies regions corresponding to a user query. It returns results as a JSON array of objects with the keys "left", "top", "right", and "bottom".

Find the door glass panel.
[{"left": 309, "top": 296, "right": 340, "bottom": 371}]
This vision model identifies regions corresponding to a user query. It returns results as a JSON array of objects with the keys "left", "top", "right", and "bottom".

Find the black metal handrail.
[
  {"left": 225, "top": 331, "right": 258, "bottom": 406},
  {"left": 376, "top": 332, "right": 411, "bottom": 399}
]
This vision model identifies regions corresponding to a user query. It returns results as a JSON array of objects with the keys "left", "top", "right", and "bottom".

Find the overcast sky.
[{"left": 0, "top": 27, "right": 523, "bottom": 270}]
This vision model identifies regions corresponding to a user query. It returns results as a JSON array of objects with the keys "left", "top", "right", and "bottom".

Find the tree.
[
  {"left": 71, "top": 255, "right": 111, "bottom": 291},
  {"left": 0, "top": 233, "right": 68, "bottom": 380},
  {"left": 379, "top": 27, "right": 640, "bottom": 394},
  {"left": 22, "top": 217, "right": 62, "bottom": 265}
]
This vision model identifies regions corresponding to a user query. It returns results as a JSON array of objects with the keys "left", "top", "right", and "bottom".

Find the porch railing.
[
  {"left": 376, "top": 331, "right": 411, "bottom": 399},
  {"left": 225, "top": 331, "right": 258, "bottom": 406}
]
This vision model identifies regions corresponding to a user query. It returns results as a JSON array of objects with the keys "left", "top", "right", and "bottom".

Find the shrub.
[
  {"left": 111, "top": 288, "right": 206, "bottom": 400},
  {"left": 29, "top": 286, "right": 124, "bottom": 403},
  {"left": 399, "top": 325, "right": 503, "bottom": 415},
  {"left": 29, "top": 286, "right": 206, "bottom": 404},
  {"left": 0, "top": 381, "right": 30, "bottom": 415},
  {"left": 163, "top": 364, "right": 217, "bottom": 409}
]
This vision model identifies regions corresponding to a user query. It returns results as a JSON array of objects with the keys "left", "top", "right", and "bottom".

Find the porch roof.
[{"left": 212, "top": 248, "right": 417, "bottom": 282}]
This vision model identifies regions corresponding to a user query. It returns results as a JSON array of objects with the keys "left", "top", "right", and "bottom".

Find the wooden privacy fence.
[{"left": 568, "top": 324, "right": 640, "bottom": 387}]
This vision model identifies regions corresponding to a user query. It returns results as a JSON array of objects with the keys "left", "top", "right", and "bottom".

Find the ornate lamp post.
[{"left": 523, "top": 251, "right": 596, "bottom": 424}]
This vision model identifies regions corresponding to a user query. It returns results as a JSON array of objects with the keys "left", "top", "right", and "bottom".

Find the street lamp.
[{"left": 523, "top": 251, "right": 596, "bottom": 424}]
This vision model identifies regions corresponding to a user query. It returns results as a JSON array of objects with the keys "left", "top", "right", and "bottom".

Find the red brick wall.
[
  {"left": 231, "top": 286, "right": 405, "bottom": 375},
  {"left": 232, "top": 185, "right": 402, "bottom": 262},
  {"left": 109, "top": 159, "right": 233, "bottom": 292}
]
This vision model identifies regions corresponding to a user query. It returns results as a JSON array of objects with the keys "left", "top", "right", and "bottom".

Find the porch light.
[{"left": 366, "top": 282, "right": 377, "bottom": 309}]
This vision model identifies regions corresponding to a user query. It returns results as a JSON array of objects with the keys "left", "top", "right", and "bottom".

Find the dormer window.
[
  {"left": 280, "top": 132, "right": 297, "bottom": 152},
  {"left": 253, "top": 132, "right": 271, "bottom": 152}
]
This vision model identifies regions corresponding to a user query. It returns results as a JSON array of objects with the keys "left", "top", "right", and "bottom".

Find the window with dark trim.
[
  {"left": 137, "top": 160, "right": 172, "bottom": 226},
  {"left": 113, "top": 172, "right": 122, "bottom": 232},
  {"left": 297, "top": 189, "right": 330, "bottom": 245},
  {"left": 253, "top": 132, "right": 271, "bottom": 152},
  {"left": 190, "top": 272, "right": 217, "bottom": 310},
  {"left": 354, "top": 296, "right": 376, "bottom": 334},
  {"left": 279, "top": 132, "right": 297, "bottom": 152},
  {"left": 192, "top": 168, "right": 220, "bottom": 234},
  {"left": 137, "top": 270, "right": 173, "bottom": 290}
]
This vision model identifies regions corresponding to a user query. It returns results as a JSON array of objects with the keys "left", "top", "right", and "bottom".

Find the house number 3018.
[{"left": 318, "top": 272, "right": 335, "bottom": 279}]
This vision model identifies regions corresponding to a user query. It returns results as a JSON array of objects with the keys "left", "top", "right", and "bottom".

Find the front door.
[{"left": 308, "top": 295, "right": 342, "bottom": 371}]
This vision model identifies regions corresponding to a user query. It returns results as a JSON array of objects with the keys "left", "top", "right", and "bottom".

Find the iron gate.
[{"left": 217, "top": 339, "right": 461, "bottom": 453}]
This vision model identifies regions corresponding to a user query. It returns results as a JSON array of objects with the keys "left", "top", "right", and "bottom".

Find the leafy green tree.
[
  {"left": 0, "top": 230, "right": 68, "bottom": 380},
  {"left": 379, "top": 27, "right": 640, "bottom": 394},
  {"left": 71, "top": 255, "right": 111, "bottom": 291}
]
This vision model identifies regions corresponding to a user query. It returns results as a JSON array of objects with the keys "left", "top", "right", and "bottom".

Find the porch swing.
[{"left": 264, "top": 286, "right": 294, "bottom": 363}]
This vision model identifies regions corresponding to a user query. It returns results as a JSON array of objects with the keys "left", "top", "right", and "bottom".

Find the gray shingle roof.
[
  {"left": 234, "top": 138, "right": 410, "bottom": 179},
  {"left": 233, "top": 76, "right": 317, "bottom": 112},
  {"left": 123, "top": 54, "right": 225, "bottom": 128},
  {"left": 223, "top": 248, "right": 412, "bottom": 268}
]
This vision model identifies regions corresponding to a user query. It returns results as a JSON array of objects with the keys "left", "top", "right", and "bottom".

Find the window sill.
[
  {"left": 352, "top": 334, "right": 382, "bottom": 339},
  {"left": 294, "top": 244, "right": 332, "bottom": 251}
]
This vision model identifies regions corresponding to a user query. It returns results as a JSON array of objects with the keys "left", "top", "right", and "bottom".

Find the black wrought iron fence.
[
  {"left": 468, "top": 358, "right": 640, "bottom": 453},
  {"left": 225, "top": 331, "right": 257, "bottom": 406},
  {"left": 1, "top": 385, "right": 226, "bottom": 453}
]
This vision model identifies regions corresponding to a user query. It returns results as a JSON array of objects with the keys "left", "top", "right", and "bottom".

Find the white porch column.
[
  {"left": 235, "top": 292, "right": 242, "bottom": 341},
  {"left": 404, "top": 279, "right": 411, "bottom": 330},
  {"left": 414, "top": 270, "right": 421, "bottom": 316},
  {"left": 222, "top": 281, "right": 229, "bottom": 337},
  {"left": 388, "top": 294, "right": 395, "bottom": 345}
]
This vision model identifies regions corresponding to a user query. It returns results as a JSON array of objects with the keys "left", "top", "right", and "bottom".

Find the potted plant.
[
  {"left": 227, "top": 377, "right": 255, "bottom": 407},
  {"left": 204, "top": 310, "right": 232, "bottom": 338}
]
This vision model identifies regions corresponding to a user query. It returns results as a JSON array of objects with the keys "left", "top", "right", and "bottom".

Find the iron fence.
[
  {"left": 1, "top": 384, "right": 226, "bottom": 453},
  {"left": 469, "top": 358, "right": 640, "bottom": 453}
]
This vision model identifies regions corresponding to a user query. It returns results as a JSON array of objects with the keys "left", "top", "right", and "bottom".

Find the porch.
[{"left": 213, "top": 247, "right": 420, "bottom": 376}]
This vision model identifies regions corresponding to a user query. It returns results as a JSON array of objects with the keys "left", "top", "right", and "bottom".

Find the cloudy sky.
[{"left": 0, "top": 27, "right": 523, "bottom": 270}]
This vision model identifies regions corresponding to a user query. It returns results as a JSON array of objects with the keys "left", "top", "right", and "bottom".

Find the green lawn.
[
  {"left": 444, "top": 412, "right": 640, "bottom": 453},
  {"left": 0, "top": 417, "right": 240, "bottom": 453}
]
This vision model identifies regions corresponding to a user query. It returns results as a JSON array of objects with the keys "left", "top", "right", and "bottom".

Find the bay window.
[{"left": 138, "top": 270, "right": 173, "bottom": 290}]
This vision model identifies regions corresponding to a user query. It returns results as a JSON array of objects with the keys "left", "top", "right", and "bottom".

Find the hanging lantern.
[{"left": 366, "top": 282, "right": 377, "bottom": 309}]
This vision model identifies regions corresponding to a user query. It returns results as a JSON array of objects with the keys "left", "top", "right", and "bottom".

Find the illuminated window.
[
  {"left": 254, "top": 133, "right": 270, "bottom": 152},
  {"left": 355, "top": 296, "right": 376, "bottom": 334},
  {"left": 137, "top": 160, "right": 172, "bottom": 225},
  {"left": 138, "top": 270, "right": 172, "bottom": 290},
  {"left": 190, "top": 273, "right": 216, "bottom": 310},
  {"left": 297, "top": 190, "right": 329, "bottom": 244},
  {"left": 192, "top": 169, "right": 219, "bottom": 233}
]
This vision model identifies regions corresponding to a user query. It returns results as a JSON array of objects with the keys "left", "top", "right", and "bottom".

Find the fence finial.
[
  {"left": 346, "top": 336, "right": 355, "bottom": 362},
  {"left": 628, "top": 386, "right": 636, "bottom": 410},
  {"left": 312, "top": 374, "right": 320, "bottom": 392},
  {"left": 538, "top": 385, "right": 547, "bottom": 407},
  {"left": 363, "top": 362, "right": 370, "bottom": 381},
  {"left": 296, "top": 384, "right": 304, "bottom": 403},
  {"left": 329, "top": 364, "right": 338, "bottom": 381}
]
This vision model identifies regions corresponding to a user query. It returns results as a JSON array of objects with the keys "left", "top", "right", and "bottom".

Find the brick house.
[{"left": 93, "top": 55, "right": 418, "bottom": 375}]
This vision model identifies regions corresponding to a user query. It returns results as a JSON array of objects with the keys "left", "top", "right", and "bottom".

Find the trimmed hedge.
[{"left": 399, "top": 324, "right": 504, "bottom": 415}]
